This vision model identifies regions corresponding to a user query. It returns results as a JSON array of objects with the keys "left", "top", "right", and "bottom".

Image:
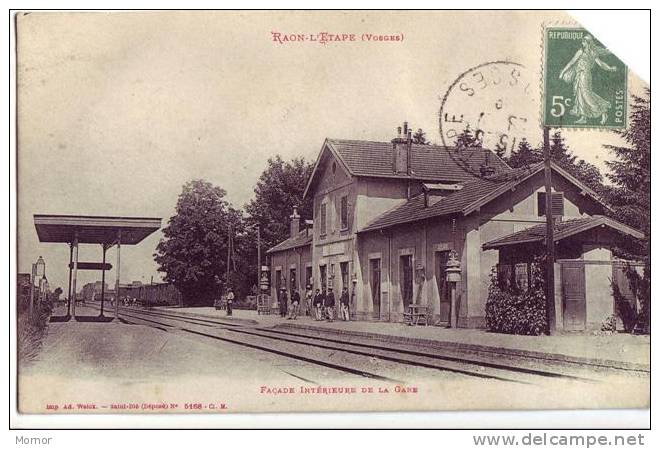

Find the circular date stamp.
[{"left": 439, "top": 61, "right": 537, "bottom": 156}]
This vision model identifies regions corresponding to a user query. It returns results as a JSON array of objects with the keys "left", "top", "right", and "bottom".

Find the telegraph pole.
[
  {"left": 256, "top": 225, "right": 261, "bottom": 291},
  {"left": 226, "top": 223, "right": 232, "bottom": 289},
  {"left": 543, "top": 126, "right": 556, "bottom": 335}
]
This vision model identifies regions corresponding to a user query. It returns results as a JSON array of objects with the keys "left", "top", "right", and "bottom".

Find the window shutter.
[
  {"left": 551, "top": 192, "right": 564, "bottom": 216},
  {"left": 538, "top": 192, "right": 564, "bottom": 217},
  {"left": 537, "top": 192, "right": 545, "bottom": 217}
]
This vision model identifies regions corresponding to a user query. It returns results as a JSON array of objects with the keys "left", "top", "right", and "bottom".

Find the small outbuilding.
[{"left": 482, "top": 215, "right": 644, "bottom": 331}]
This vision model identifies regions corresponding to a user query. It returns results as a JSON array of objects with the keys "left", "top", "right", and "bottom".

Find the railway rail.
[{"left": 82, "top": 304, "right": 623, "bottom": 386}]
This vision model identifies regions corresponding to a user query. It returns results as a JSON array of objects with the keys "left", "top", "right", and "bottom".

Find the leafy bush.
[
  {"left": 609, "top": 263, "right": 649, "bottom": 334},
  {"left": 485, "top": 262, "right": 547, "bottom": 336}
]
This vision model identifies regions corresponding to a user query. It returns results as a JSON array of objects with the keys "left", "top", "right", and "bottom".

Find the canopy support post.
[{"left": 115, "top": 231, "right": 122, "bottom": 320}]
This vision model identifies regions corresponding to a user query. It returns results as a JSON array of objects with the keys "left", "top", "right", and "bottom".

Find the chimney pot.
[
  {"left": 289, "top": 206, "right": 301, "bottom": 238},
  {"left": 403, "top": 121, "right": 408, "bottom": 135}
]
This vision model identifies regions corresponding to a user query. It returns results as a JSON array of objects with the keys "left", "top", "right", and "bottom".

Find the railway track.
[{"left": 84, "top": 304, "right": 605, "bottom": 385}]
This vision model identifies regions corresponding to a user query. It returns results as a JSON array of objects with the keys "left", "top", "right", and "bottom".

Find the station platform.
[{"left": 157, "top": 306, "right": 650, "bottom": 371}]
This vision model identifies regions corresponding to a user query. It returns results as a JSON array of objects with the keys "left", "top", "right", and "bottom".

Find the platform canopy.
[{"left": 34, "top": 214, "right": 162, "bottom": 245}]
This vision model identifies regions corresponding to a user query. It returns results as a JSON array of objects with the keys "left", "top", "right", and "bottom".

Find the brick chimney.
[
  {"left": 479, "top": 151, "right": 496, "bottom": 177},
  {"left": 290, "top": 206, "right": 301, "bottom": 238},
  {"left": 392, "top": 122, "right": 412, "bottom": 175}
]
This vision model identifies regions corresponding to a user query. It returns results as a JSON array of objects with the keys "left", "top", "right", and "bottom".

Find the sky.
[{"left": 16, "top": 11, "right": 647, "bottom": 294}]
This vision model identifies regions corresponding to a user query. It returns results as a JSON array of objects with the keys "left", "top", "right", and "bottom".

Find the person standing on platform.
[
  {"left": 324, "top": 286, "right": 335, "bottom": 322},
  {"left": 305, "top": 285, "right": 313, "bottom": 317},
  {"left": 313, "top": 288, "right": 323, "bottom": 321},
  {"left": 339, "top": 287, "right": 350, "bottom": 321},
  {"left": 226, "top": 288, "right": 234, "bottom": 316},
  {"left": 288, "top": 289, "right": 300, "bottom": 320},
  {"left": 279, "top": 287, "right": 288, "bottom": 318}
]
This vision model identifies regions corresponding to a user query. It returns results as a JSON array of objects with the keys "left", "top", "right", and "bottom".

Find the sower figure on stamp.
[
  {"left": 559, "top": 34, "right": 617, "bottom": 125},
  {"left": 313, "top": 288, "right": 323, "bottom": 321},
  {"left": 339, "top": 287, "right": 350, "bottom": 321},
  {"left": 288, "top": 288, "right": 300, "bottom": 320},
  {"left": 226, "top": 287, "right": 234, "bottom": 316},
  {"left": 279, "top": 287, "right": 288, "bottom": 318},
  {"left": 324, "top": 286, "right": 335, "bottom": 322}
]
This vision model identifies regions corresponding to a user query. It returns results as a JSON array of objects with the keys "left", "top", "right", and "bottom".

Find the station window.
[
  {"left": 340, "top": 196, "right": 349, "bottom": 230},
  {"left": 514, "top": 263, "right": 529, "bottom": 291},
  {"left": 320, "top": 203, "right": 327, "bottom": 235}
]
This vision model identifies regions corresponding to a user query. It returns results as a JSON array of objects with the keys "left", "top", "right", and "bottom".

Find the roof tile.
[
  {"left": 266, "top": 231, "right": 312, "bottom": 254},
  {"left": 327, "top": 139, "right": 510, "bottom": 182},
  {"left": 482, "top": 216, "right": 644, "bottom": 249}
]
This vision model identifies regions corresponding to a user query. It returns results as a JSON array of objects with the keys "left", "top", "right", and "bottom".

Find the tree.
[
  {"left": 604, "top": 90, "right": 650, "bottom": 252},
  {"left": 454, "top": 126, "right": 482, "bottom": 149},
  {"left": 154, "top": 179, "right": 243, "bottom": 306},
  {"left": 505, "top": 132, "right": 604, "bottom": 194},
  {"left": 412, "top": 128, "right": 431, "bottom": 145},
  {"left": 507, "top": 138, "right": 542, "bottom": 169},
  {"left": 244, "top": 156, "right": 314, "bottom": 253},
  {"left": 603, "top": 90, "right": 650, "bottom": 332}
]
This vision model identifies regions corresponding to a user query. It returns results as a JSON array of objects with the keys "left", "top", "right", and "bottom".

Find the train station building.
[{"left": 267, "top": 124, "right": 643, "bottom": 329}]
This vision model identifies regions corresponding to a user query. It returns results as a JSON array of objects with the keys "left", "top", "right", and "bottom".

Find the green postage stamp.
[{"left": 544, "top": 27, "right": 627, "bottom": 129}]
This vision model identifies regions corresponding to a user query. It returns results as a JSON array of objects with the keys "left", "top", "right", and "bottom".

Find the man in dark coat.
[
  {"left": 312, "top": 288, "right": 323, "bottom": 321},
  {"left": 339, "top": 287, "right": 350, "bottom": 321},
  {"left": 279, "top": 287, "right": 288, "bottom": 318},
  {"left": 324, "top": 287, "right": 335, "bottom": 321}
]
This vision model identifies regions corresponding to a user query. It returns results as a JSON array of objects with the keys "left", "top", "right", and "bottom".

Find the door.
[
  {"left": 370, "top": 259, "right": 381, "bottom": 319},
  {"left": 435, "top": 251, "right": 450, "bottom": 324},
  {"left": 400, "top": 255, "right": 413, "bottom": 310},
  {"left": 305, "top": 266, "right": 313, "bottom": 289},
  {"left": 340, "top": 262, "right": 349, "bottom": 292},
  {"left": 275, "top": 269, "right": 282, "bottom": 294},
  {"left": 289, "top": 268, "right": 296, "bottom": 294},
  {"left": 561, "top": 263, "right": 586, "bottom": 331},
  {"left": 319, "top": 265, "right": 327, "bottom": 293}
]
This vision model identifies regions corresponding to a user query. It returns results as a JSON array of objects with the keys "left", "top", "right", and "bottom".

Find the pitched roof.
[
  {"left": 303, "top": 138, "right": 511, "bottom": 198},
  {"left": 358, "top": 162, "right": 609, "bottom": 234},
  {"left": 266, "top": 230, "right": 312, "bottom": 254},
  {"left": 482, "top": 216, "right": 644, "bottom": 250}
]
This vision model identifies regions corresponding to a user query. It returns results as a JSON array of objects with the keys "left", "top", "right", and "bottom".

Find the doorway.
[
  {"left": 561, "top": 262, "right": 586, "bottom": 331},
  {"left": 319, "top": 265, "right": 327, "bottom": 293},
  {"left": 370, "top": 258, "right": 381, "bottom": 319},
  {"left": 434, "top": 251, "right": 451, "bottom": 324},
  {"left": 400, "top": 255, "right": 413, "bottom": 310},
  {"left": 289, "top": 268, "right": 296, "bottom": 294}
]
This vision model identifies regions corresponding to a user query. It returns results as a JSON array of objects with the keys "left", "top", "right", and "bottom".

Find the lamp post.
[
  {"left": 445, "top": 250, "right": 461, "bottom": 328},
  {"left": 36, "top": 256, "right": 46, "bottom": 306},
  {"left": 30, "top": 256, "right": 46, "bottom": 319}
]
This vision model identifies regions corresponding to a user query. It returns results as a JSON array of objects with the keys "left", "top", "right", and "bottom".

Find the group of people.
[{"left": 279, "top": 285, "right": 350, "bottom": 322}]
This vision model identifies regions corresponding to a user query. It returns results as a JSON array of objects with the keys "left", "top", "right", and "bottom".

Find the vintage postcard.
[{"left": 13, "top": 10, "right": 649, "bottom": 423}]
